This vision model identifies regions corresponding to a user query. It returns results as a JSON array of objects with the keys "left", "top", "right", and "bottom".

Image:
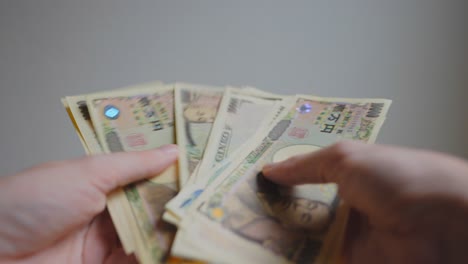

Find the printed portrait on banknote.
[
  {"left": 196, "top": 97, "right": 391, "bottom": 263},
  {"left": 218, "top": 173, "right": 337, "bottom": 262},
  {"left": 136, "top": 181, "right": 178, "bottom": 251},
  {"left": 180, "top": 89, "right": 222, "bottom": 174}
]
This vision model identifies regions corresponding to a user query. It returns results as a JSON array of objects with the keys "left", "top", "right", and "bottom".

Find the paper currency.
[
  {"left": 62, "top": 82, "right": 392, "bottom": 264},
  {"left": 174, "top": 83, "right": 224, "bottom": 186},
  {"left": 87, "top": 85, "right": 178, "bottom": 263},
  {"left": 61, "top": 99, "right": 88, "bottom": 153},
  {"left": 165, "top": 89, "right": 287, "bottom": 225},
  {"left": 63, "top": 95, "right": 139, "bottom": 254},
  {"left": 197, "top": 88, "right": 284, "bottom": 178},
  {"left": 172, "top": 96, "right": 391, "bottom": 263}
]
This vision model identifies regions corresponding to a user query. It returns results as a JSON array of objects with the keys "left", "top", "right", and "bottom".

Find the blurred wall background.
[{"left": 1, "top": 0, "right": 467, "bottom": 175}]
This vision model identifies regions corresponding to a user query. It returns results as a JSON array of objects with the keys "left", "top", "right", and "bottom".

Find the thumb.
[
  {"left": 0, "top": 145, "right": 179, "bottom": 258},
  {"left": 80, "top": 144, "right": 179, "bottom": 194},
  {"left": 262, "top": 141, "right": 367, "bottom": 186}
]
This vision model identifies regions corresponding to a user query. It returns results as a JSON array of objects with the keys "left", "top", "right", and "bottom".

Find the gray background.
[{"left": 1, "top": 0, "right": 467, "bottom": 176}]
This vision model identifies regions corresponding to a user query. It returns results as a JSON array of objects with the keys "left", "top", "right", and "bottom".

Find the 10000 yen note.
[
  {"left": 87, "top": 85, "right": 178, "bottom": 264},
  {"left": 61, "top": 98, "right": 89, "bottom": 153},
  {"left": 64, "top": 96, "right": 103, "bottom": 153},
  {"left": 196, "top": 88, "right": 285, "bottom": 180},
  {"left": 172, "top": 96, "right": 391, "bottom": 263},
  {"left": 165, "top": 89, "right": 286, "bottom": 224},
  {"left": 62, "top": 95, "right": 138, "bottom": 254},
  {"left": 174, "top": 83, "right": 224, "bottom": 186}
]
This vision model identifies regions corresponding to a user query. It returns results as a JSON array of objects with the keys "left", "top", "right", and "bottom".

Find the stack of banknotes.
[{"left": 62, "top": 82, "right": 391, "bottom": 264}]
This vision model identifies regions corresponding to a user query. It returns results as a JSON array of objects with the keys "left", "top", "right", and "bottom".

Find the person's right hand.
[{"left": 262, "top": 141, "right": 468, "bottom": 264}]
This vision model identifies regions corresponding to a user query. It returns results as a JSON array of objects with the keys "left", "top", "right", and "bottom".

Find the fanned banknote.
[
  {"left": 63, "top": 94, "right": 139, "bottom": 254},
  {"left": 172, "top": 95, "right": 391, "bottom": 263},
  {"left": 87, "top": 85, "right": 178, "bottom": 264},
  {"left": 61, "top": 99, "right": 89, "bottom": 153},
  {"left": 196, "top": 88, "right": 285, "bottom": 180},
  {"left": 174, "top": 83, "right": 224, "bottom": 186},
  {"left": 165, "top": 89, "right": 287, "bottom": 225},
  {"left": 62, "top": 82, "right": 393, "bottom": 264}
]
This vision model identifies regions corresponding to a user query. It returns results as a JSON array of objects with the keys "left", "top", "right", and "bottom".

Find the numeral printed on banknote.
[{"left": 172, "top": 96, "right": 391, "bottom": 263}]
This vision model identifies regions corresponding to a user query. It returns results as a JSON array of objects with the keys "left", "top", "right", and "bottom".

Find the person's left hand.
[{"left": 0, "top": 144, "right": 178, "bottom": 264}]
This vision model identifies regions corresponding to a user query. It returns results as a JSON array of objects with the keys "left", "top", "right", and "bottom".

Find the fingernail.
[
  {"left": 262, "top": 163, "right": 276, "bottom": 174},
  {"left": 158, "top": 144, "right": 179, "bottom": 156}
]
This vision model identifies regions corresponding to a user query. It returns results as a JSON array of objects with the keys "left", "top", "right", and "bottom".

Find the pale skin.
[
  {"left": 0, "top": 144, "right": 179, "bottom": 264},
  {"left": 263, "top": 141, "right": 468, "bottom": 264},
  {"left": 1, "top": 142, "right": 468, "bottom": 263}
]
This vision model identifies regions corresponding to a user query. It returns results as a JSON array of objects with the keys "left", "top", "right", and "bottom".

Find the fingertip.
[
  {"left": 147, "top": 144, "right": 179, "bottom": 166},
  {"left": 261, "top": 163, "right": 275, "bottom": 175},
  {"left": 144, "top": 145, "right": 179, "bottom": 175},
  {"left": 262, "top": 163, "right": 280, "bottom": 179},
  {"left": 85, "top": 145, "right": 180, "bottom": 194},
  {"left": 262, "top": 162, "right": 291, "bottom": 185},
  {"left": 155, "top": 144, "right": 179, "bottom": 158}
]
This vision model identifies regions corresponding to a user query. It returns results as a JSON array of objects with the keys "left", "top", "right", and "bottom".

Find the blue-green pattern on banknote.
[
  {"left": 198, "top": 97, "right": 390, "bottom": 263},
  {"left": 90, "top": 90, "right": 177, "bottom": 263}
]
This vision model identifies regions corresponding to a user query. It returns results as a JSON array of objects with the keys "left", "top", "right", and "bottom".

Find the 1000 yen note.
[
  {"left": 172, "top": 96, "right": 391, "bottom": 263},
  {"left": 87, "top": 85, "right": 178, "bottom": 264},
  {"left": 165, "top": 89, "right": 287, "bottom": 224},
  {"left": 174, "top": 83, "right": 224, "bottom": 186}
]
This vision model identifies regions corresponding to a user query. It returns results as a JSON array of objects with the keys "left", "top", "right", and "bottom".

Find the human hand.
[
  {"left": 263, "top": 141, "right": 468, "bottom": 264},
  {"left": 0, "top": 144, "right": 178, "bottom": 264}
]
